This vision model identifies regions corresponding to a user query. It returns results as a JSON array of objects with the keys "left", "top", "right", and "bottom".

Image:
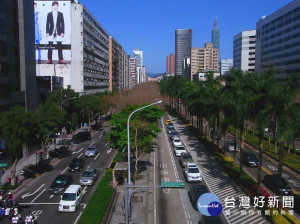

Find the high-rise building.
[
  {"left": 166, "top": 53, "right": 175, "bottom": 75},
  {"left": 256, "top": 1, "right": 300, "bottom": 80},
  {"left": 35, "top": 0, "right": 110, "bottom": 98},
  {"left": 130, "top": 58, "right": 136, "bottom": 88},
  {"left": 175, "top": 29, "right": 192, "bottom": 76},
  {"left": 233, "top": 30, "right": 256, "bottom": 72},
  {"left": 0, "top": 0, "right": 37, "bottom": 111},
  {"left": 190, "top": 43, "right": 219, "bottom": 80},
  {"left": 133, "top": 49, "right": 143, "bottom": 84},
  {"left": 183, "top": 57, "right": 191, "bottom": 79},
  {"left": 109, "top": 36, "right": 129, "bottom": 91},
  {"left": 211, "top": 17, "right": 220, "bottom": 50},
  {"left": 220, "top": 59, "right": 233, "bottom": 75}
]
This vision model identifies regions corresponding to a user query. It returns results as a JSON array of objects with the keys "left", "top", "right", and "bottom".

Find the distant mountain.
[{"left": 147, "top": 73, "right": 165, "bottom": 78}]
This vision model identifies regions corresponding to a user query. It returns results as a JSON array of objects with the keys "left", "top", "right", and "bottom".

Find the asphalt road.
[{"left": 14, "top": 127, "right": 116, "bottom": 224}]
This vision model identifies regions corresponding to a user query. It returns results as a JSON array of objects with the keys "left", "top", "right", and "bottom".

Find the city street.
[{"left": 13, "top": 128, "right": 116, "bottom": 224}]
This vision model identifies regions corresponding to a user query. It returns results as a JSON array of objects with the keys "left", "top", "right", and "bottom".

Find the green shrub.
[
  {"left": 1, "top": 182, "right": 20, "bottom": 190},
  {"left": 78, "top": 169, "right": 114, "bottom": 224}
]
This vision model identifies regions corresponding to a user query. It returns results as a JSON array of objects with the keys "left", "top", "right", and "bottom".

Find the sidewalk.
[
  {"left": 0, "top": 126, "right": 91, "bottom": 195},
  {"left": 109, "top": 153, "right": 151, "bottom": 224}
]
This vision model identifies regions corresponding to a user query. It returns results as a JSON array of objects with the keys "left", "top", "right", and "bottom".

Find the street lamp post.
[
  {"left": 61, "top": 96, "right": 77, "bottom": 109},
  {"left": 126, "top": 100, "right": 162, "bottom": 223}
]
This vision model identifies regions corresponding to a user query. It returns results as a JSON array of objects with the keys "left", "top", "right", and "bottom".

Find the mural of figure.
[{"left": 46, "top": 1, "right": 65, "bottom": 64}]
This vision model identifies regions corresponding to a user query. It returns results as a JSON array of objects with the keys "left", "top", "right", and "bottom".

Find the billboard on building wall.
[{"left": 34, "top": 1, "right": 71, "bottom": 64}]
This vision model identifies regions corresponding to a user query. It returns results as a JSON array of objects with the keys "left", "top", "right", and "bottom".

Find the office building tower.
[
  {"left": 166, "top": 53, "right": 175, "bottom": 75},
  {"left": 211, "top": 17, "right": 220, "bottom": 49},
  {"left": 233, "top": 30, "right": 256, "bottom": 72},
  {"left": 175, "top": 29, "right": 192, "bottom": 76},
  {"left": 0, "top": 0, "right": 37, "bottom": 112},
  {"left": 133, "top": 49, "right": 143, "bottom": 84},
  {"left": 35, "top": 0, "right": 110, "bottom": 98},
  {"left": 220, "top": 59, "right": 233, "bottom": 75},
  {"left": 190, "top": 43, "right": 219, "bottom": 80},
  {"left": 256, "top": 0, "right": 300, "bottom": 80}
]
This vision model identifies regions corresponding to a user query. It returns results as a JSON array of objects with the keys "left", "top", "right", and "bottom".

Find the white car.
[
  {"left": 59, "top": 185, "right": 83, "bottom": 212},
  {"left": 174, "top": 145, "right": 187, "bottom": 157},
  {"left": 172, "top": 137, "right": 183, "bottom": 147},
  {"left": 184, "top": 163, "right": 202, "bottom": 182}
]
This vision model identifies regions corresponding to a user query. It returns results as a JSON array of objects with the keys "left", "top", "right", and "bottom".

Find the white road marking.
[
  {"left": 72, "top": 147, "right": 83, "bottom": 154},
  {"left": 60, "top": 167, "right": 68, "bottom": 175},
  {"left": 49, "top": 194, "right": 54, "bottom": 199},
  {"left": 74, "top": 211, "right": 83, "bottom": 224},
  {"left": 31, "top": 188, "right": 46, "bottom": 203},
  {"left": 107, "top": 148, "right": 112, "bottom": 154},
  {"left": 21, "top": 184, "right": 45, "bottom": 199},
  {"left": 288, "top": 179, "right": 300, "bottom": 187},
  {"left": 99, "top": 134, "right": 103, "bottom": 138},
  {"left": 78, "top": 153, "right": 83, "bottom": 158},
  {"left": 267, "top": 164, "right": 278, "bottom": 171},
  {"left": 89, "top": 141, "right": 95, "bottom": 146},
  {"left": 94, "top": 152, "right": 101, "bottom": 160},
  {"left": 105, "top": 142, "right": 109, "bottom": 147},
  {"left": 82, "top": 186, "right": 88, "bottom": 195},
  {"left": 19, "top": 202, "right": 60, "bottom": 205}
]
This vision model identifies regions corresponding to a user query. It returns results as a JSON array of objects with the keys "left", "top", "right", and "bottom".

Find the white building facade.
[
  {"left": 233, "top": 30, "right": 256, "bottom": 72},
  {"left": 220, "top": 59, "right": 233, "bottom": 75}
]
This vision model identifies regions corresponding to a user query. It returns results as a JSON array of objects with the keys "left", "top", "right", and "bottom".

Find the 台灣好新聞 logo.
[{"left": 197, "top": 193, "right": 223, "bottom": 216}]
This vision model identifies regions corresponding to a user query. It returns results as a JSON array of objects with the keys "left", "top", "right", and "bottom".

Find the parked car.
[
  {"left": 179, "top": 152, "right": 194, "bottom": 167},
  {"left": 264, "top": 175, "right": 293, "bottom": 195},
  {"left": 226, "top": 140, "right": 238, "bottom": 152},
  {"left": 59, "top": 185, "right": 83, "bottom": 212},
  {"left": 184, "top": 163, "right": 202, "bottom": 182},
  {"left": 68, "top": 158, "right": 84, "bottom": 172},
  {"left": 49, "top": 146, "right": 71, "bottom": 158},
  {"left": 79, "top": 168, "right": 98, "bottom": 186},
  {"left": 20, "top": 167, "right": 36, "bottom": 179},
  {"left": 72, "top": 131, "right": 91, "bottom": 143},
  {"left": 85, "top": 145, "right": 98, "bottom": 157},
  {"left": 49, "top": 175, "right": 74, "bottom": 194},
  {"left": 37, "top": 159, "right": 54, "bottom": 172},
  {"left": 172, "top": 137, "right": 183, "bottom": 147},
  {"left": 165, "top": 120, "right": 172, "bottom": 126},
  {"left": 242, "top": 152, "right": 259, "bottom": 167},
  {"left": 201, "top": 215, "right": 223, "bottom": 224},
  {"left": 188, "top": 185, "right": 209, "bottom": 209},
  {"left": 174, "top": 145, "right": 187, "bottom": 157}
]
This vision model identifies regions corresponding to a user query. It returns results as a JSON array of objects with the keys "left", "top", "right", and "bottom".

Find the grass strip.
[{"left": 78, "top": 169, "right": 114, "bottom": 224}]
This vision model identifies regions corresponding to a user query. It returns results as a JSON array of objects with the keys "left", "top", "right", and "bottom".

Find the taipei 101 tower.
[{"left": 211, "top": 17, "right": 220, "bottom": 50}]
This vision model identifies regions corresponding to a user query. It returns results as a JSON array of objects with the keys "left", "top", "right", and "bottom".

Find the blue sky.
[{"left": 80, "top": 0, "right": 293, "bottom": 73}]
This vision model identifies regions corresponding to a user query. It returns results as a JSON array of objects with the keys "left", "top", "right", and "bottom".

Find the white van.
[{"left": 59, "top": 185, "right": 83, "bottom": 212}]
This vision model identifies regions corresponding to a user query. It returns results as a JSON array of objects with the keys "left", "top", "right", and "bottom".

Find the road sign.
[{"left": 161, "top": 182, "right": 185, "bottom": 188}]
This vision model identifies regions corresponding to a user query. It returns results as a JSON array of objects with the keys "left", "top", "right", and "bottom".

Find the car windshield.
[
  {"left": 182, "top": 154, "right": 192, "bottom": 159},
  {"left": 87, "top": 148, "right": 96, "bottom": 152},
  {"left": 83, "top": 171, "right": 94, "bottom": 177},
  {"left": 62, "top": 193, "right": 76, "bottom": 201},
  {"left": 55, "top": 179, "right": 66, "bottom": 184},
  {"left": 174, "top": 139, "right": 180, "bottom": 142},
  {"left": 177, "top": 146, "right": 185, "bottom": 150},
  {"left": 188, "top": 168, "right": 199, "bottom": 173}
]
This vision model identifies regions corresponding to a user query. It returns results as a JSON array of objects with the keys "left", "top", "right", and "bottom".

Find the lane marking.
[
  {"left": 72, "top": 147, "right": 83, "bottom": 154},
  {"left": 31, "top": 188, "right": 46, "bottom": 203},
  {"left": 262, "top": 166, "right": 272, "bottom": 175},
  {"left": 89, "top": 141, "right": 95, "bottom": 146},
  {"left": 21, "top": 184, "right": 45, "bottom": 199},
  {"left": 78, "top": 153, "right": 83, "bottom": 158},
  {"left": 49, "top": 194, "right": 54, "bottom": 199},
  {"left": 107, "top": 148, "right": 112, "bottom": 154},
  {"left": 60, "top": 167, "right": 68, "bottom": 175},
  {"left": 94, "top": 152, "right": 100, "bottom": 160},
  {"left": 105, "top": 142, "right": 109, "bottom": 147},
  {"left": 99, "top": 134, "right": 103, "bottom": 139},
  {"left": 74, "top": 211, "right": 83, "bottom": 224}
]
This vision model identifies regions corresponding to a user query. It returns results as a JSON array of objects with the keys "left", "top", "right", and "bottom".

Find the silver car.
[
  {"left": 79, "top": 168, "right": 98, "bottom": 186},
  {"left": 85, "top": 145, "right": 98, "bottom": 157}
]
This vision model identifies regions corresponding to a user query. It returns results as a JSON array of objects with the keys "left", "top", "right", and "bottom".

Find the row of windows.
[
  {"left": 83, "top": 9, "right": 109, "bottom": 39},
  {"left": 262, "top": 39, "right": 300, "bottom": 55},
  {"left": 262, "top": 59, "right": 300, "bottom": 68},
  {"left": 262, "top": 23, "right": 300, "bottom": 42},
  {"left": 84, "top": 84, "right": 109, "bottom": 90},
  {"left": 262, "top": 50, "right": 300, "bottom": 61},
  {"left": 83, "top": 20, "right": 108, "bottom": 45},
  {"left": 262, "top": 32, "right": 300, "bottom": 49},
  {"left": 84, "top": 48, "right": 109, "bottom": 66},
  {"left": 84, "top": 76, "right": 108, "bottom": 83},
  {"left": 83, "top": 29, "right": 109, "bottom": 51}
]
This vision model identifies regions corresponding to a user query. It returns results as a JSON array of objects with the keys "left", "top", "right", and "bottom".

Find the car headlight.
[{"left": 75, "top": 167, "right": 79, "bottom": 169}]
